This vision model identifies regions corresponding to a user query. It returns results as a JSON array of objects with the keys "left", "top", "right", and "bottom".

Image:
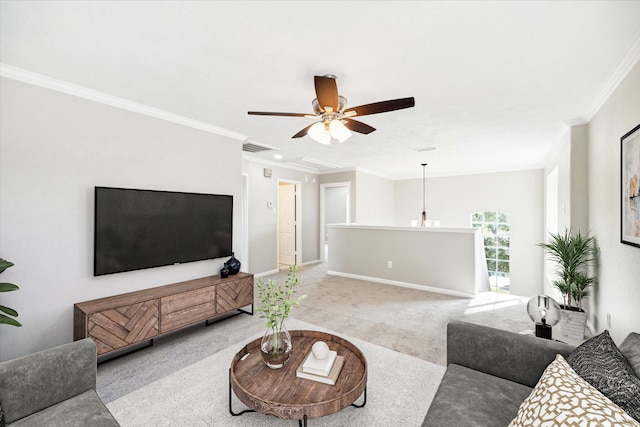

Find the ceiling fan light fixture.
[
  {"left": 329, "top": 119, "right": 352, "bottom": 143},
  {"left": 307, "top": 122, "right": 331, "bottom": 145}
]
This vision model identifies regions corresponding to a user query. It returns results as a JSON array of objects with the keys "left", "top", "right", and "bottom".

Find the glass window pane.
[
  {"left": 497, "top": 237, "right": 509, "bottom": 247},
  {"left": 471, "top": 211, "right": 510, "bottom": 292}
]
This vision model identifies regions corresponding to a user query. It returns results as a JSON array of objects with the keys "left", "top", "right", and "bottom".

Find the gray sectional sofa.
[
  {"left": 423, "top": 321, "right": 640, "bottom": 426},
  {"left": 0, "top": 338, "right": 119, "bottom": 426}
]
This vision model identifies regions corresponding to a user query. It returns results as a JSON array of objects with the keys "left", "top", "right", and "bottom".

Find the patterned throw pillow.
[
  {"left": 620, "top": 333, "right": 640, "bottom": 379},
  {"left": 567, "top": 330, "right": 640, "bottom": 421},
  {"left": 509, "top": 354, "right": 640, "bottom": 427}
]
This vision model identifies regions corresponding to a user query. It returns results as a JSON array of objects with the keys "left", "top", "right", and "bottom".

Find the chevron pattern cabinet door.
[
  {"left": 87, "top": 300, "right": 159, "bottom": 355},
  {"left": 217, "top": 276, "right": 253, "bottom": 313}
]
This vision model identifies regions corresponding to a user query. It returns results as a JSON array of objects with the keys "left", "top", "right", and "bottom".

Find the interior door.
[{"left": 278, "top": 183, "right": 296, "bottom": 266}]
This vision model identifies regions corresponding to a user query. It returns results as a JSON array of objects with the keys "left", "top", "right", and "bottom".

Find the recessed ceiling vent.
[{"left": 242, "top": 141, "right": 277, "bottom": 153}]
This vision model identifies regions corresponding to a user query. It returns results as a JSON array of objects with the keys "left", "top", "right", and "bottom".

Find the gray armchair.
[{"left": 0, "top": 338, "right": 119, "bottom": 426}]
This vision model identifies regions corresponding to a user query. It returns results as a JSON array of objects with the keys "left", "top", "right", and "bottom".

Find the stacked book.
[{"left": 296, "top": 347, "right": 344, "bottom": 385}]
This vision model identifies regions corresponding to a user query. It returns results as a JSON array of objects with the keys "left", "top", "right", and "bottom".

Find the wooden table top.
[{"left": 229, "top": 330, "right": 368, "bottom": 421}]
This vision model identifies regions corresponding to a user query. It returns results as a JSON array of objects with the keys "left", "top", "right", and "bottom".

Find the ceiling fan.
[{"left": 248, "top": 75, "right": 415, "bottom": 145}]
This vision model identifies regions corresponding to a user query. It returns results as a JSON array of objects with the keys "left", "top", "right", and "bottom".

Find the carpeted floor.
[
  {"left": 97, "top": 262, "right": 535, "bottom": 406},
  {"left": 105, "top": 319, "right": 446, "bottom": 426}
]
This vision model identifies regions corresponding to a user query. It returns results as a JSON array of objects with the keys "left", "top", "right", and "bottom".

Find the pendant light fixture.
[{"left": 420, "top": 163, "right": 428, "bottom": 227}]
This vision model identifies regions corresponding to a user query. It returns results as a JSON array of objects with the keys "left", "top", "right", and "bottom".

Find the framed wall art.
[{"left": 621, "top": 123, "right": 640, "bottom": 248}]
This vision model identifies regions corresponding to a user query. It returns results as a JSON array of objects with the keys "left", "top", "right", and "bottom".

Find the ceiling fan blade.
[
  {"left": 343, "top": 118, "right": 376, "bottom": 134},
  {"left": 292, "top": 123, "right": 317, "bottom": 138},
  {"left": 314, "top": 75, "right": 339, "bottom": 112},
  {"left": 248, "top": 111, "right": 309, "bottom": 117},
  {"left": 344, "top": 97, "right": 415, "bottom": 117}
]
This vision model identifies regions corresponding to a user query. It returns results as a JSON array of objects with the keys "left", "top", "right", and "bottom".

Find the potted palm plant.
[
  {"left": 256, "top": 265, "right": 306, "bottom": 369},
  {"left": 0, "top": 258, "right": 22, "bottom": 327},
  {"left": 538, "top": 229, "right": 596, "bottom": 339}
]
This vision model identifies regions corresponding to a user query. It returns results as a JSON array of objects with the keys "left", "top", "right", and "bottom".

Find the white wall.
[
  {"left": 242, "top": 159, "right": 320, "bottom": 275},
  {"left": 394, "top": 170, "right": 544, "bottom": 297},
  {"left": 0, "top": 78, "right": 243, "bottom": 361},
  {"left": 587, "top": 60, "right": 640, "bottom": 344},
  {"left": 542, "top": 124, "right": 590, "bottom": 298},
  {"left": 355, "top": 171, "right": 395, "bottom": 225}
]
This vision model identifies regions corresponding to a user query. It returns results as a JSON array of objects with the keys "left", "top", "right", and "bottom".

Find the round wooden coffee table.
[{"left": 229, "top": 330, "right": 367, "bottom": 426}]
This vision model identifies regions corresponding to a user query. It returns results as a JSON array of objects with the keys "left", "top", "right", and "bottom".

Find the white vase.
[{"left": 558, "top": 307, "right": 587, "bottom": 340}]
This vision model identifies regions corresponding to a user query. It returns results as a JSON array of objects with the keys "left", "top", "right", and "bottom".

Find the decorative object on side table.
[
  {"left": 224, "top": 252, "right": 241, "bottom": 275},
  {"left": 527, "top": 295, "right": 561, "bottom": 339},
  {"left": 219, "top": 265, "right": 229, "bottom": 278},
  {"left": 256, "top": 265, "right": 306, "bottom": 368},
  {"left": 0, "top": 258, "right": 22, "bottom": 327},
  {"left": 621, "top": 123, "right": 640, "bottom": 248},
  {"left": 538, "top": 228, "right": 597, "bottom": 340}
]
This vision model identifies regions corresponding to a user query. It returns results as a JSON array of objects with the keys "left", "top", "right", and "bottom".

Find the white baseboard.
[
  {"left": 326, "top": 270, "right": 476, "bottom": 298},
  {"left": 300, "top": 259, "right": 322, "bottom": 266}
]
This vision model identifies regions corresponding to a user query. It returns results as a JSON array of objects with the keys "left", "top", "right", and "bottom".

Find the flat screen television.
[{"left": 94, "top": 186, "right": 233, "bottom": 276}]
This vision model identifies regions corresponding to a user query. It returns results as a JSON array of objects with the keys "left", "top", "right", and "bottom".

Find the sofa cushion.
[
  {"left": 509, "top": 354, "right": 639, "bottom": 426},
  {"left": 0, "top": 339, "right": 96, "bottom": 424},
  {"left": 620, "top": 332, "right": 640, "bottom": 379},
  {"left": 7, "top": 390, "right": 119, "bottom": 427},
  {"left": 567, "top": 330, "right": 640, "bottom": 421},
  {"left": 422, "top": 363, "right": 533, "bottom": 427}
]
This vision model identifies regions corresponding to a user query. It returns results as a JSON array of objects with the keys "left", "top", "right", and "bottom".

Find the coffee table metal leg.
[
  {"left": 228, "top": 369, "right": 256, "bottom": 416},
  {"left": 351, "top": 386, "right": 367, "bottom": 408},
  {"left": 296, "top": 388, "right": 366, "bottom": 427}
]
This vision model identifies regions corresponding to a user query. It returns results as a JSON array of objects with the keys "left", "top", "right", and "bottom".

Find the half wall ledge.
[{"left": 327, "top": 224, "right": 490, "bottom": 297}]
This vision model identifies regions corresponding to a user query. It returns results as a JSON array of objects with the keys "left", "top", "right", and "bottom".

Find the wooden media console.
[{"left": 74, "top": 272, "right": 253, "bottom": 357}]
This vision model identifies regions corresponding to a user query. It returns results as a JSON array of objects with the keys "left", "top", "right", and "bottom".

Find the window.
[{"left": 472, "top": 211, "right": 510, "bottom": 293}]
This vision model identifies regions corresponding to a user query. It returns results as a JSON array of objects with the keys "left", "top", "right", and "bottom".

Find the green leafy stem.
[{"left": 0, "top": 258, "right": 22, "bottom": 327}]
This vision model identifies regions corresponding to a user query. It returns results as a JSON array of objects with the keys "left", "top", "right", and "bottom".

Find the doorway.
[
  {"left": 320, "top": 182, "right": 351, "bottom": 262},
  {"left": 278, "top": 180, "right": 301, "bottom": 268}
]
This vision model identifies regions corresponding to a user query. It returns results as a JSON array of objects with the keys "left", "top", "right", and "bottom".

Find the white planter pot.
[{"left": 558, "top": 308, "right": 587, "bottom": 340}]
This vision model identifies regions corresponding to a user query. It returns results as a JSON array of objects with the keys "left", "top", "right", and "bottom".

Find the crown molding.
[
  {"left": 582, "top": 31, "right": 640, "bottom": 121},
  {"left": 0, "top": 63, "right": 247, "bottom": 141}
]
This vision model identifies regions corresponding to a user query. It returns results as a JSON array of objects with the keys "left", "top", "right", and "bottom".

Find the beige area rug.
[{"left": 106, "top": 319, "right": 445, "bottom": 426}]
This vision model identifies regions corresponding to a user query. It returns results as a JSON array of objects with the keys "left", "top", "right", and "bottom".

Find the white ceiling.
[{"left": 2, "top": 1, "right": 640, "bottom": 179}]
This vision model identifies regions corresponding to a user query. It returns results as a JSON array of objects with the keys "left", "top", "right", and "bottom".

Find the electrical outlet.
[
  {"left": 607, "top": 312, "right": 611, "bottom": 329},
  {"left": 387, "top": 261, "right": 393, "bottom": 269}
]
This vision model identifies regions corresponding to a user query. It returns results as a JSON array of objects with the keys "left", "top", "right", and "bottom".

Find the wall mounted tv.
[{"left": 94, "top": 186, "right": 233, "bottom": 276}]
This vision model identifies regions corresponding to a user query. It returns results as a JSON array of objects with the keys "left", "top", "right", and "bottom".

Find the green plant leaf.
[
  {"left": 0, "top": 282, "right": 19, "bottom": 292},
  {"left": 0, "top": 259, "right": 15, "bottom": 275},
  {"left": 538, "top": 228, "right": 596, "bottom": 308},
  {"left": 0, "top": 304, "right": 18, "bottom": 317},
  {"left": 0, "top": 313, "right": 22, "bottom": 327}
]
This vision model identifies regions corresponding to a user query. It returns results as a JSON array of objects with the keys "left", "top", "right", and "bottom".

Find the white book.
[
  {"left": 302, "top": 349, "right": 337, "bottom": 377},
  {"left": 296, "top": 355, "right": 344, "bottom": 385}
]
